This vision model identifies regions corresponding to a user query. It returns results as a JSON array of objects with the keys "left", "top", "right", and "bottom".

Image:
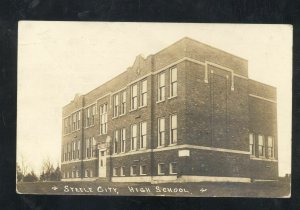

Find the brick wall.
[
  {"left": 248, "top": 80, "right": 278, "bottom": 179},
  {"left": 184, "top": 38, "right": 248, "bottom": 77},
  {"left": 185, "top": 61, "right": 249, "bottom": 151},
  {"left": 110, "top": 153, "right": 152, "bottom": 177},
  {"left": 152, "top": 61, "right": 187, "bottom": 148},
  {"left": 184, "top": 149, "right": 250, "bottom": 178},
  {"left": 61, "top": 37, "right": 278, "bottom": 181},
  {"left": 250, "top": 160, "right": 278, "bottom": 180}
]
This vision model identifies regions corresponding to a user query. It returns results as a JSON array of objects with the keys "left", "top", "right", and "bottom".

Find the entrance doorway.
[{"left": 99, "top": 149, "right": 107, "bottom": 177}]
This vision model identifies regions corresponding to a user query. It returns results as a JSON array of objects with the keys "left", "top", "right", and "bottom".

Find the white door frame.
[{"left": 98, "top": 148, "right": 107, "bottom": 178}]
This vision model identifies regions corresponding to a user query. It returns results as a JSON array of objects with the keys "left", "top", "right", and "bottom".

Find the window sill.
[
  {"left": 168, "top": 95, "right": 177, "bottom": 100},
  {"left": 170, "top": 172, "right": 177, "bottom": 175},
  {"left": 70, "top": 129, "right": 81, "bottom": 134},
  {"left": 158, "top": 173, "right": 165, "bottom": 176},
  {"left": 129, "top": 149, "right": 138, "bottom": 152},
  {"left": 139, "top": 147, "right": 147, "bottom": 150},
  {"left": 156, "top": 100, "right": 165, "bottom": 104},
  {"left": 168, "top": 143, "right": 177, "bottom": 147},
  {"left": 119, "top": 113, "right": 126, "bottom": 117},
  {"left": 157, "top": 145, "right": 165, "bottom": 149},
  {"left": 129, "top": 108, "right": 138, "bottom": 113},
  {"left": 130, "top": 174, "right": 137, "bottom": 176},
  {"left": 112, "top": 116, "right": 118, "bottom": 119},
  {"left": 84, "top": 124, "right": 95, "bottom": 129},
  {"left": 138, "top": 105, "right": 147, "bottom": 109}
]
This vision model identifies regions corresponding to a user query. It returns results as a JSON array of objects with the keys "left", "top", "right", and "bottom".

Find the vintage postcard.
[{"left": 17, "top": 22, "right": 292, "bottom": 197}]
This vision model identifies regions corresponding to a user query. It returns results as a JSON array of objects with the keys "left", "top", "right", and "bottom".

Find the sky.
[{"left": 17, "top": 22, "right": 292, "bottom": 176}]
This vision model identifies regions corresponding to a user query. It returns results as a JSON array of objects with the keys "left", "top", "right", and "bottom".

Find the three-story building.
[{"left": 61, "top": 37, "right": 278, "bottom": 183}]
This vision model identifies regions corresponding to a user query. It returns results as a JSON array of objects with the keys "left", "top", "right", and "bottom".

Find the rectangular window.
[
  {"left": 131, "top": 124, "right": 137, "bottom": 150},
  {"left": 72, "top": 141, "right": 76, "bottom": 159},
  {"left": 91, "top": 105, "right": 96, "bottom": 125},
  {"left": 87, "top": 108, "right": 91, "bottom": 127},
  {"left": 121, "top": 128, "right": 126, "bottom": 153},
  {"left": 120, "top": 166, "right": 125, "bottom": 176},
  {"left": 140, "top": 80, "right": 147, "bottom": 107},
  {"left": 158, "top": 118, "right": 165, "bottom": 147},
  {"left": 113, "top": 167, "right": 118, "bottom": 176},
  {"left": 68, "top": 117, "right": 71, "bottom": 133},
  {"left": 114, "top": 130, "right": 119, "bottom": 154},
  {"left": 158, "top": 163, "right": 165, "bottom": 175},
  {"left": 64, "top": 119, "right": 67, "bottom": 134},
  {"left": 66, "top": 144, "right": 68, "bottom": 161},
  {"left": 267, "top": 136, "right": 274, "bottom": 158},
  {"left": 140, "top": 122, "right": 147, "bottom": 149},
  {"left": 170, "top": 114, "right": 178, "bottom": 145},
  {"left": 90, "top": 169, "right": 93, "bottom": 177},
  {"left": 64, "top": 118, "right": 70, "bottom": 134},
  {"left": 68, "top": 143, "right": 71, "bottom": 161},
  {"left": 64, "top": 144, "right": 67, "bottom": 161},
  {"left": 169, "top": 162, "right": 177, "bottom": 174},
  {"left": 77, "top": 140, "right": 81, "bottom": 159},
  {"left": 85, "top": 108, "right": 90, "bottom": 127},
  {"left": 170, "top": 67, "right": 177, "bottom": 97},
  {"left": 72, "top": 113, "right": 76, "bottom": 131},
  {"left": 85, "top": 169, "right": 89, "bottom": 178},
  {"left": 86, "top": 138, "right": 90, "bottom": 158},
  {"left": 140, "top": 165, "right": 147, "bottom": 175},
  {"left": 76, "top": 170, "right": 79, "bottom": 178},
  {"left": 158, "top": 72, "right": 165, "bottom": 101},
  {"left": 249, "top": 133, "right": 255, "bottom": 156},
  {"left": 113, "top": 94, "right": 119, "bottom": 117},
  {"left": 77, "top": 111, "right": 81, "bottom": 130},
  {"left": 92, "top": 137, "right": 96, "bottom": 157},
  {"left": 130, "top": 165, "right": 137, "bottom": 176},
  {"left": 121, "top": 91, "right": 126, "bottom": 115},
  {"left": 131, "top": 84, "right": 138, "bottom": 110},
  {"left": 258, "top": 135, "right": 265, "bottom": 157},
  {"left": 100, "top": 104, "right": 108, "bottom": 135}
]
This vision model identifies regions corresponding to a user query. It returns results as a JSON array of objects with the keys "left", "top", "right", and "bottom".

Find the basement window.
[
  {"left": 140, "top": 165, "right": 147, "bottom": 175},
  {"left": 169, "top": 162, "right": 177, "bottom": 174},
  {"left": 85, "top": 169, "right": 89, "bottom": 178},
  {"left": 130, "top": 165, "right": 137, "bottom": 176},
  {"left": 158, "top": 163, "right": 165, "bottom": 175},
  {"left": 113, "top": 167, "right": 118, "bottom": 176},
  {"left": 120, "top": 167, "right": 125, "bottom": 176}
]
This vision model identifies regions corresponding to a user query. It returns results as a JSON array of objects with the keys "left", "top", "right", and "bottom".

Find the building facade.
[{"left": 61, "top": 37, "right": 278, "bottom": 183}]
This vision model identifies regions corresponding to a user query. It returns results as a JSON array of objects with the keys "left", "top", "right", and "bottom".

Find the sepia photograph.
[{"left": 16, "top": 22, "right": 292, "bottom": 197}]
